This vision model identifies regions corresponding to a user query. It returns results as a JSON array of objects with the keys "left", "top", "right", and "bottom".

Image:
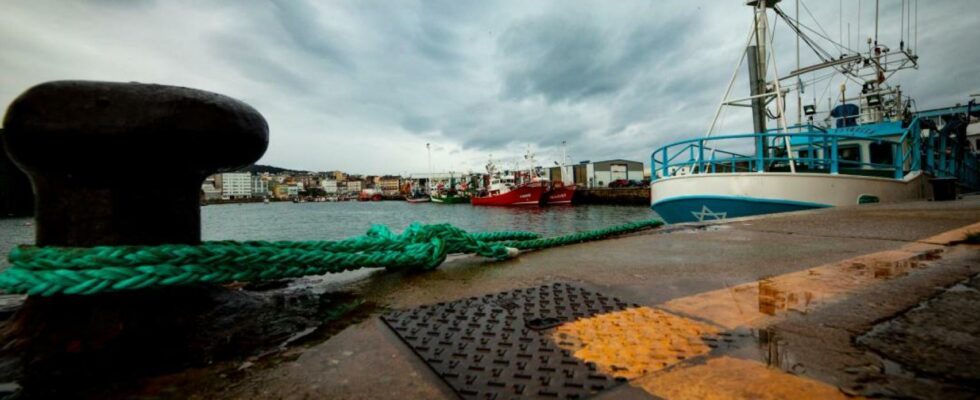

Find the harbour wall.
[{"left": 575, "top": 187, "right": 650, "bottom": 205}]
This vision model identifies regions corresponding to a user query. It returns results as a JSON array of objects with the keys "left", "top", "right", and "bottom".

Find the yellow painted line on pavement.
[{"left": 553, "top": 306, "right": 719, "bottom": 379}]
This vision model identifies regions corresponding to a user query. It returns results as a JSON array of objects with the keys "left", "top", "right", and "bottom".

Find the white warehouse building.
[{"left": 220, "top": 172, "right": 252, "bottom": 199}]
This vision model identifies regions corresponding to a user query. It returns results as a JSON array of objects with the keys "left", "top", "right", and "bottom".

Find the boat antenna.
[{"left": 560, "top": 140, "right": 567, "bottom": 184}]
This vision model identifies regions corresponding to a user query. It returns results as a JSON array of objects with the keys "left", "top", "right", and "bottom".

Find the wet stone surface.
[
  {"left": 0, "top": 282, "right": 371, "bottom": 399},
  {"left": 857, "top": 273, "right": 980, "bottom": 384},
  {"left": 381, "top": 283, "right": 634, "bottom": 399}
]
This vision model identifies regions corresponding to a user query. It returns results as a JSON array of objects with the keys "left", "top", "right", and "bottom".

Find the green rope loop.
[{"left": 0, "top": 219, "right": 662, "bottom": 296}]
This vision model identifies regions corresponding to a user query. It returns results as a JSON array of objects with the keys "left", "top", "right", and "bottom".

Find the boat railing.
[{"left": 651, "top": 130, "right": 912, "bottom": 181}]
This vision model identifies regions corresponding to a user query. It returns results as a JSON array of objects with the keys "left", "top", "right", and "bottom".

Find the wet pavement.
[{"left": 3, "top": 197, "right": 980, "bottom": 399}]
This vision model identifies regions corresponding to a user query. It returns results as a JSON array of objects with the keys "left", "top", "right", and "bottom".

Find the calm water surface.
[{"left": 0, "top": 202, "right": 656, "bottom": 268}]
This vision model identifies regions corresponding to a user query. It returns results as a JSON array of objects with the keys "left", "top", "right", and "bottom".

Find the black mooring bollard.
[
  {"left": 0, "top": 81, "right": 340, "bottom": 397},
  {"left": 3, "top": 80, "right": 269, "bottom": 246}
]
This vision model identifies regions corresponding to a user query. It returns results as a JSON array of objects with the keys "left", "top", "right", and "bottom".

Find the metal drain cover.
[{"left": 382, "top": 283, "right": 635, "bottom": 399}]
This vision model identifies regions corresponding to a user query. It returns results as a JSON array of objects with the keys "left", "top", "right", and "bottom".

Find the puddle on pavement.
[
  {"left": 541, "top": 243, "right": 955, "bottom": 398},
  {"left": 661, "top": 246, "right": 944, "bottom": 329}
]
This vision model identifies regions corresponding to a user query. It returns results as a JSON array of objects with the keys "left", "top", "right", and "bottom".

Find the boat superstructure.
[{"left": 650, "top": 0, "right": 979, "bottom": 223}]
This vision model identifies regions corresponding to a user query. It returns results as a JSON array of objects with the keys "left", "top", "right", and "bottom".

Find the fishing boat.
[
  {"left": 358, "top": 188, "right": 383, "bottom": 202},
  {"left": 544, "top": 140, "right": 577, "bottom": 205},
  {"left": 545, "top": 182, "right": 576, "bottom": 205},
  {"left": 404, "top": 181, "right": 431, "bottom": 203},
  {"left": 650, "top": 0, "right": 979, "bottom": 224},
  {"left": 431, "top": 192, "right": 469, "bottom": 204},
  {"left": 471, "top": 155, "right": 545, "bottom": 206},
  {"left": 431, "top": 173, "right": 471, "bottom": 204},
  {"left": 405, "top": 194, "right": 430, "bottom": 203}
]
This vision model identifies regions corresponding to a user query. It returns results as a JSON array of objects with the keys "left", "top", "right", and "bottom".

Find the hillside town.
[{"left": 200, "top": 158, "right": 650, "bottom": 203}]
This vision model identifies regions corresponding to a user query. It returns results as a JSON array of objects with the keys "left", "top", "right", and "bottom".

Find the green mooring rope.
[{"left": 0, "top": 219, "right": 663, "bottom": 296}]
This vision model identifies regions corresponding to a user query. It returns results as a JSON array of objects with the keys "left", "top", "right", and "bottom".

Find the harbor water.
[{"left": 0, "top": 202, "right": 657, "bottom": 268}]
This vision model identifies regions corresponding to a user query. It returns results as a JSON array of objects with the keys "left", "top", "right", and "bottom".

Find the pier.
[
  {"left": 0, "top": 81, "right": 977, "bottom": 399},
  {"left": 3, "top": 197, "right": 973, "bottom": 398},
  {"left": 206, "top": 197, "right": 979, "bottom": 399}
]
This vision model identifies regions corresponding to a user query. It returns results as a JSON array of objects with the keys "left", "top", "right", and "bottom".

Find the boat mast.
[
  {"left": 524, "top": 145, "right": 536, "bottom": 184},
  {"left": 426, "top": 142, "right": 432, "bottom": 194},
  {"left": 796, "top": 0, "right": 802, "bottom": 129},
  {"left": 747, "top": 0, "right": 773, "bottom": 167}
]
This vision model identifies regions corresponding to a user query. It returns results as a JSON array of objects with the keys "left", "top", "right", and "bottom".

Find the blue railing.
[
  {"left": 650, "top": 130, "right": 911, "bottom": 181},
  {"left": 651, "top": 115, "right": 980, "bottom": 191}
]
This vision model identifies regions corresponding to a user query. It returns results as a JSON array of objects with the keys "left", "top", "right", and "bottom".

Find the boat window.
[
  {"left": 838, "top": 145, "right": 861, "bottom": 163},
  {"left": 869, "top": 142, "right": 894, "bottom": 165},
  {"left": 798, "top": 149, "right": 810, "bottom": 159}
]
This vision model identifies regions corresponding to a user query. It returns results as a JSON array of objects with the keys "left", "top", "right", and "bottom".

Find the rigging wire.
[
  {"left": 898, "top": 0, "right": 905, "bottom": 49},
  {"left": 774, "top": 7, "right": 833, "bottom": 61},
  {"left": 773, "top": 6, "right": 864, "bottom": 87},
  {"left": 799, "top": 0, "right": 854, "bottom": 54}
]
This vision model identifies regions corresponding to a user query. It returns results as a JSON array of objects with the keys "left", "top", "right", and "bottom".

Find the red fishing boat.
[
  {"left": 358, "top": 189, "right": 383, "bottom": 201},
  {"left": 544, "top": 182, "right": 576, "bottom": 205},
  {"left": 471, "top": 180, "right": 546, "bottom": 206},
  {"left": 471, "top": 154, "right": 545, "bottom": 206}
]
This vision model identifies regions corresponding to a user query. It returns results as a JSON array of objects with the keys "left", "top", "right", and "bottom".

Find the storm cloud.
[{"left": 1, "top": 0, "right": 977, "bottom": 174}]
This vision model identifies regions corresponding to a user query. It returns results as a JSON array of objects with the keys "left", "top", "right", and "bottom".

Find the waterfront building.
[
  {"left": 378, "top": 175, "right": 402, "bottom": 196},
  {"left": 219, "top": 172, "right": 252, "bottom": 199},
  {"left": 251, "top": 175, "right": 269, "bottom": 198},
  {"left": 326, "top": 170, "right": 347, "bottom": 181},
  {"left": 567, "top": 160, "right": 644, "bottom": 188},
  {"left": 201, "top": 176, "right": 222, "bottom": 201},
  {"left": 271, "top": 184, "right": 289, "bottom": 200},
  {"left": 321, "top": 179, "right": 338, "bottom": 194},
  {"left": 346, "top": 180, "right": 362, "bottom": 194}
]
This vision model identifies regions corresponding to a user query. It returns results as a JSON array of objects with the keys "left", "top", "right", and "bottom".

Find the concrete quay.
[{"left": 89, "top": 196, "right": 975, "bottom": 400}]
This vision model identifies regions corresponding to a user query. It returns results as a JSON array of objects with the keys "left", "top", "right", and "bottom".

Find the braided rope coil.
[{"left": 0, "top": 220, "right": 662, "bottom": 296}]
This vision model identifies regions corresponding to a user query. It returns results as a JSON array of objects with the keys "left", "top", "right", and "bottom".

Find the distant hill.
[{"left": 239, "top": 164, "right": 313, "bottom": 174}]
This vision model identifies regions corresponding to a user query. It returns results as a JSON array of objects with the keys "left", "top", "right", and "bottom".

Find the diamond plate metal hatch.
[{"left": 381, "top": 283, "right": 636, "bottom": 399}]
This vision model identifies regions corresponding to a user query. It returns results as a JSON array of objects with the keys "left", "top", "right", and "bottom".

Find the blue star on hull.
[{"left": 691, "top": 205, "right": 727, "bottom": 221}]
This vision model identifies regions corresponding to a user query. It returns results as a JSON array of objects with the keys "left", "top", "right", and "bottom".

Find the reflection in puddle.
[
  {"left": 593, "top": 244, "right": 953, "bottom": 398},
  {"left": 757, "top": 278, "right": 814, "bottom": 316},
  {"left": 662, "top": 247, "right": 942, "bottom": 330}
]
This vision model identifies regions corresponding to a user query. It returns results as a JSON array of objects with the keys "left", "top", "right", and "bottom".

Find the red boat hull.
[
  {"left": 471, "top": 185, "right": 545, "bottom": 206},
  {"left": 545, "top": 185, "right": 576, "bottom": 205}
]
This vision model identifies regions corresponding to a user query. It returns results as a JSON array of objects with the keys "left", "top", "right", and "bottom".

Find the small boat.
[
  {"left": 263, "top": 198, "right": 270, "bottom": 204},
  {"left": 405, "top": 192, "right": 431, "bottom": 203}
]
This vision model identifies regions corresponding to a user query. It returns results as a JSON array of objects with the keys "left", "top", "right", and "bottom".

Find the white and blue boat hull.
[{"left": 650, "top": 172, "right": 929, "bottom": 224}]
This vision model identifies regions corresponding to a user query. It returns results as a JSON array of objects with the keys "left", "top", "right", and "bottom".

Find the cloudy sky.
[{"left": 2, "top": 0, "right": 976, "bottom": 175}]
